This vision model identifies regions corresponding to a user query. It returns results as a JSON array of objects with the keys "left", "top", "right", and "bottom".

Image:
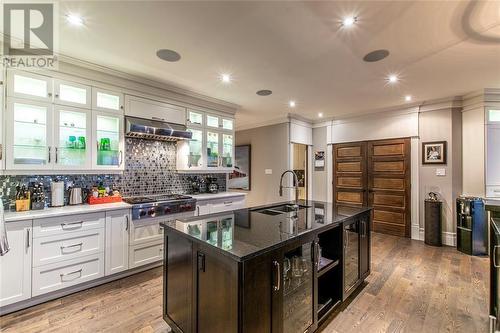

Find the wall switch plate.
[
  {"left": 265, "top": 169, "right": 273, "bottom": 175},
  {"left": 435, "top": 168, "right": 446, "bottom": 176}
]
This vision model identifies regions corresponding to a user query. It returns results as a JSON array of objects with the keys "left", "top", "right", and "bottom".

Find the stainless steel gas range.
[{"left": 123, "top": 194, "right": 197, "bottom": 221}]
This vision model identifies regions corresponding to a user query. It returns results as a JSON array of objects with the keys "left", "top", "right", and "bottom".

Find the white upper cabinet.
[
  {"left": 54, "top": 79, "right": 91, "bottom": 109},
  {"left": 5, "top": 98, "right": 54, "bottom": 170},
  {"left": 53, "top": 105, "right": 92, "bottom": 170},
  {"left": 7, "top": 71, "right": 53, "bottom": 102},
  {"left": 178, "top": 109, "right": 235, "bottom": 172},
  {"left": 92, "top": 87, "right": 124, "bottom": 113},
  {"left": 124, "top": 95, "right": 185, "bottom": 124},
  {"left": 92, "top": 110, "right": 125, "bottom": 171}
]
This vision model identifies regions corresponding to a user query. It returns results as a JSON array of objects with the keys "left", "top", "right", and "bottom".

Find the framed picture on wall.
[
  {"left": 422, "top": 141, "right": 447, "bottom": 164},
  {"left": 228, "top": 145, "right": 251, "bottom": 190}
]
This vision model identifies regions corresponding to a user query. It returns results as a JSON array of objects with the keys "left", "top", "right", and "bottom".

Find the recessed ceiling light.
[
  {"left": 289, "top": 100, "right": 296, "bottom": 108},
  {"left": 220, "top": 73, "right": 232, "bottom": 84},
  {"left": 342, "top": 16, "right": 357, "bottom": 27},
  {"left": 405, "top": 95, "right": 412, "bottom": 102},
  {"left": 256, "top": 90, "right": 272, "bottom": 96},
  {"left": 318, "top": 112, "right": 323, "bottom": 118},
  {"left": 388, "top": 74, "right": 399, "bottom": 84},
  {"left": 363, "top": 49, "right": 390, "bottom": 62},
  {"left": 156, "top": 49, "right": 181, "bottom": 62},
  {"left": 66, "top": 13, "right": 84, "bottom": 27}
]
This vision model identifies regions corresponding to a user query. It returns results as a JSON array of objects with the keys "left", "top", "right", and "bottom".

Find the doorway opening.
[{"left": 292, "top": 143, "right": 308, "bottom": 200}]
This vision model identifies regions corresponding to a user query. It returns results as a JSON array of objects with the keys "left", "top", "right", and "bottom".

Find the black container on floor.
[{"left": 425, "top": 199, "right": 442, "bottom": 246}]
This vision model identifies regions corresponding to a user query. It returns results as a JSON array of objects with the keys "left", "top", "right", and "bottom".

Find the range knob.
[
  {"left": 184, "top": 204, "right": 192, "bottom": 211},
  {"left": 139, "top": 210, "right": 147, "bottom": 217},
  {"left": 164, "top": 207, "right": 171, "bottom": 214},
  {"left": 179, "top": 204, "right": 185, "bottom": 211},
  {"left": 148, "top": 209, "right": 155, "bottom": 216}
]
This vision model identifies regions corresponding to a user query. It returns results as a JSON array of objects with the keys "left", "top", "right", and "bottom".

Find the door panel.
[
  {"left": 334, "top": 138, "right": 411, "bottom": 238},
  {"left": 368, "top": 138, "right": 411, "bottom": 237}
]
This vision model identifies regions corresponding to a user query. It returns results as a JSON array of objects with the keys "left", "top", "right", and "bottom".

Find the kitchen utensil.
[{"left": 50, "top": 180, "right": 65, "bottom": 207}]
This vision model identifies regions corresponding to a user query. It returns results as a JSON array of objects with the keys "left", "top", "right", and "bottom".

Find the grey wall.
[
  {"left": 235, "top": 123, "right": 289, "bottom": 207},
  {"left": 418, "top": 108, "right": 462, "bottom": 235},
  {"left": 312, "top": 126, "right": 328, "bottom": 201}
]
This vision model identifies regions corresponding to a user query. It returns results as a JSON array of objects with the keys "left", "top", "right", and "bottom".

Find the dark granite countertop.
[{"left": 161, "top": 200, "right": 371, "bottom": 261}]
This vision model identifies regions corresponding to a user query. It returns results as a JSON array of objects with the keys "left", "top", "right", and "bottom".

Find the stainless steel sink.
[{"left": 253, "top": 204, "right": 310, "bottom": 216}]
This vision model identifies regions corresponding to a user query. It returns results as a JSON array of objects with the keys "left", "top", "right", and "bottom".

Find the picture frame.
[
  {"left": 228, "top": 145, "right": 251, "bottom": 190},
  {"left": 422, "top": 141, "right": 447, "bottom": 165}
]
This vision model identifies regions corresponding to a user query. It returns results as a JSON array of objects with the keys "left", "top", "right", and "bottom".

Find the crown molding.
[{"left": 235, "top": 116, "right": 289, "bottom": 132}]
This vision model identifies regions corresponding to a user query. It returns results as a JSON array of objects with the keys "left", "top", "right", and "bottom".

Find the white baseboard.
[{"left": 415, "top": 227, "right": 456, "bottom": 246}]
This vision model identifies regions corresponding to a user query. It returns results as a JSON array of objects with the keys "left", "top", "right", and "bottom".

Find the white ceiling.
[{"left": 56, "top": 1, "right": 500, "bottom": 127}]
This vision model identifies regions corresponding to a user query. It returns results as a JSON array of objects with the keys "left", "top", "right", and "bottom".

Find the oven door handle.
[{"left": 494, "top": 245, "right": 500, "bottom": 268}]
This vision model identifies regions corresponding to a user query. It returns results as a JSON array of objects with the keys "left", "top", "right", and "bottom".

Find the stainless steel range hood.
[{"left": 125, "top": 116, "right": 192, "bottom": 141}]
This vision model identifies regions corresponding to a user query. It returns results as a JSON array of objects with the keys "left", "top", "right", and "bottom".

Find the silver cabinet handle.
[
  {"left": 494, "top": 245, "right": 500, "bottom": 268},
  {"left": 60, "top": 242, "right": 83, "bottom": 250},
  {"left": 48, "top": 92, "right": 52, "bottom": 97},
  {"left": 152, "top": 117, "right": 166, "bottom": 122},
  {"left": 48, "top": 146, "right": 51, "bottom": 163},
  {"left": 60, "top": 268, "right": 82, "bottom": 281},
  {"left": 224, "top": 201, "right": 233, "bottom": 206},
  {"left": 196, "top": 206, "right": 200, "bottom": 216},
  {"left": 55, "top": 147, "right": 58, "bottom": 164},
  {"left": 26, "top": 228, "right": 30, "bottom": 249},
  {"left": 119, "top": 150, "right": 123, "bottom": 166},
  {"left": 273, "top": 260, "right": 281, "bottom": 291},
  {"left": 125, "top": 215, "right": 130, "bottom": 231},
  {"left": 0, "top": 143, "right": 3, "bottom": 161},
  {"left": 61, "top": 221, "right": 84, "bottom": 230},
  {"left": 55, "top": 93, "right": 59, "bottom": 98}
]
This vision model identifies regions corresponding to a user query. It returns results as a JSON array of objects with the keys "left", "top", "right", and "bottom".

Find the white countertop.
[
  {"left": 190, "top": 191, "right": 247, "bottom": 201},
  {"left": 4, "top": 202, "right": 132, "bottom": 223}
]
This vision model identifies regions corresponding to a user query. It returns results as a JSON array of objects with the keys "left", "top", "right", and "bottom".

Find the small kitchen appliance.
[
  {"left": 50, "top": 180, "right": 65, "bottom": 207},
  {"left": 68, "top": 187, "right": 87, "bottom": 205},
  {"left": 206, "top": 177, "right": 219, "bottom": 194}
]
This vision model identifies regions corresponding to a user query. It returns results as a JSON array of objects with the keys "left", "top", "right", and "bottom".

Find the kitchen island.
[{"left": 161, "top": 200, "right": 372, "bottom": 333}]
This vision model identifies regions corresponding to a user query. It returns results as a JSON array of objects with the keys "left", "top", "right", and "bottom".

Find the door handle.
[
  {"left": 26, "top": 228, "right": 30, "bottom": 249},
  {"left": 48, "top": 146, "right": 51, "bottom": 163},
  {"left": 494, "top": 245, "right": 500, "bottom": 268},
  {"left": 55, "top": 147, "right": 58, "bottom": 164},
  {"left": 198, "top": 252, "right": 206, "bottom": 272},
  {"left": 119, "top": 150, "right": 123, "bottom": 166},
  {"left": 125, "top": 215, "right": 130, "bottom": 231},
  {"left": 273, "top": 260, "right": 281, "bottom": 291},
  {"left": 61, "top": 221, "right": 84, "bottom": 230}
]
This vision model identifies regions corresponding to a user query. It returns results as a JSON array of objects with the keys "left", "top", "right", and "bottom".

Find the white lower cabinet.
[
  {"left": 0, "top": 220, "right": 32, "bottom": 307},
  {"left": 32, "top": 253, "right": 104, "bottom": 296},
  {"left": 129, "top": 242, "right": 163, "bottom": 269},
  {"left": 105, "top": 210, "right": 130, "bottom": 276}
]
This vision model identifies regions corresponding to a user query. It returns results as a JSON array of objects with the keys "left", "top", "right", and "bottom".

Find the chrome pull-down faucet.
[{"left": 279, "top": 170, "right": 300, "bottom": 204}]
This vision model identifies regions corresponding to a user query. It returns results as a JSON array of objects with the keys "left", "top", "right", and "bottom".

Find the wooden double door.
[{"left": 333, "top": 138, "right": 411, "bottom": 237}]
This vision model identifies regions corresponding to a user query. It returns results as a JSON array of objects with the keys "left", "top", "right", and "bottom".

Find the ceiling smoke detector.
[
  {"left": 256, "top": 90, "right": 272, "bottom": 96},
  {"left": 156, "top": 49, "right": 181, "bottom": 62},
  {"left": 363, "top": 49, "right": 390, "bottom": 62}
]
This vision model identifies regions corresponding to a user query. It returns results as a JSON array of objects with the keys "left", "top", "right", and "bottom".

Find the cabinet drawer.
[
  {"left": 129, "top": 242, "right": 163, "bottom": 268},
  {"left": 210, "top": 197, "right": 246, "bottom": 214},
  {"left": 33, "top": 229, "right": 104, "bottom": 267},
  {"left": 130, "top": 220, "right": 163, "bottom": 246},
  {"left": 32, "top": 253, "right": 104, "bottom": 296},
  {"left": 33, "top": 213, "right": 105, "bottom": 238}
]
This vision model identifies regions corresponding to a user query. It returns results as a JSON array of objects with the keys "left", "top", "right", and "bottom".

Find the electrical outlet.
[
  {"left": 435, "top": 168, "right": 446, "bottom": 176},
  {"left": 265, "top": 169, "right": 273, "bottom": 175}
]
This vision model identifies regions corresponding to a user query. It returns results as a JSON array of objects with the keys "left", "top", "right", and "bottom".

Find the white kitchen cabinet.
[
  {"left": 124, "top": 95, "right": 186, "bottom": 124},
  {"left": 0, "top": 220, "right": 32, "bottom": 307},
  {"left": 129, "top": 242, "right": 163, "bottom": 269},
  {"left": 54, "top": 79, "right": 91, "bottom": 109},
  {"left": 92, "top": 110, "right": 125, "bottom": 170},
  {"left": 195, "top": 195, "right": 247, "bottom": 216},
  {"left": 105, "top": 210, "right": 130, "bottom": 276},
  {"left": 7, "top": 71, "right": 53, "bottom": 102},
  {"left": 53, "top": 105, "right": 92, "bottom": 170},
  {"left": 5, "top": 98, "right": 54, "bottom": 170},
  {"left": 1, "top": 67, "right": 5, "bottom": 172},
  {"left": 92, "top": 87, "right": 124, "bottom": 113},
  {"left": 178, "top": 109, "right": 235, "bottom": 172}
]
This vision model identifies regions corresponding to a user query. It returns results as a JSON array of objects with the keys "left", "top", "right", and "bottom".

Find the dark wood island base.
[{"left": 161, "top": 201, "right": 372, "bottom": 333}]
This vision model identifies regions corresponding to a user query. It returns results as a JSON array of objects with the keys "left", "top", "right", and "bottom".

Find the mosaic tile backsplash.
[{"left": 0, "top": 138, "right": 226, "bottom": 208}]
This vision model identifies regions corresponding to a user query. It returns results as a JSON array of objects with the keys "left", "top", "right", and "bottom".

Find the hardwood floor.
[{"left": 0, "top": 233, "right": 489, "bottom": 333}]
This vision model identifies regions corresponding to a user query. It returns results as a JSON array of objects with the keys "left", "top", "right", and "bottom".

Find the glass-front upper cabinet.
[
  {"left": 92, "top": 111, "right": 124, "bottom": 170},
  {"left": 207, "top": 131, "right": 219, "bottom": 168},
  {"left": 54, "top": 79, "right": 91, "bottom": 109},
  {"left": 5, "top": 98, "right": 53, "bottom": 170},
  {"left": 187, "top": 110, "right": 203, "bottom": 127},
  {"left": 221, "top": 133, "right": 233, "bottom": 168},
  {"left": 54, "top": 106, "right": 91, "bottom": 170},
  {"left": 7, "top": 71, "right": 53, "bottom": 102},
  {"left": 188, "top": 128, "right": 203, "bottom": 168},
  {"left": 92, "top": 87, "right": 124, "bottom": 113}
]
